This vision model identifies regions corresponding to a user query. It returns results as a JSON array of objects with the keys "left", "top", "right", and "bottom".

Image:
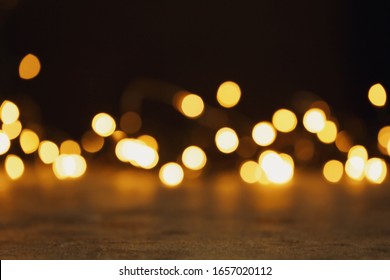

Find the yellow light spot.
[
  {"left": 2, "top": 120, "right": 22, "bottom": 140},
  {"left": 182, "top": 146, "right": 207, "bottom": 170},
  {"left": 365, "top": 158, "right": 387, "bottom": 184},
  {"left": 53, "top": 154, "right": 87, "bottom": 179},
  {"left": 345, "top": 156, "right": 365, "bottom": 181},
  {"left": 120, "top": 112, "right": 141, "bottom": 134},
  {"left": 378, "top": 126, "right": 390, "bottom": 149},
  {"left": 252, "top": 121, "right": 276, "bottom": 146},
  {"left": 336, "top": 131, "right": 353, "bottom": 153},
  {"left": 111, "top": 130, "right": 127, "bottom": 142},
  {"left": 92, "top": 113, "right": 116, "bottom": 137},
  {"left": 115, "top": 138, "right": 158, "bottom": 169},
  {"left": 159, "top": 162, "right": 184, "bottom": 187},
  {"left": 19, "top": 53, "right": 41, "bottom": 80},
  {"left": 317, "top": 120, "right": 337, "bottom": 143},
  {"left": 216, "top": 81, "right": 241, "bottom": 108},
  {"left": 239, "top": 160, "right": 261, "bottom": 184},
  {"left": 0, "top": 131, "right": 11, "bottom": 155},
  {"left": 38, "top": 141, "right": 59, "bottom": 164},
  {"left": 179, "top": 94, "right": 204, "bottom": 118},
  {"left": 19, "top": 129, "right": 39, "bottom": 154},
  {"left": 60, "top": 140, "right": 81, "bottom": 155},
  {"left": 272, "top": 109, "right": 297, "bottom": 133},
  {"left": 368, "top": 83, "right": 386, "bottom": 107},
  {"left": 259, "top": 150, "right": 294, "bottom": 184},
  {"left": 1, "top": 100, "right": 20, "bottom": 124},
  {"left": 323, "top": 160, "right": 343, "bottom": 183},
  {"left": 348, "top": 145, "right": 368, "bottom": 161},
  {"left": 215, "top": 127, "right": 239, "bottom": 153},
  {"left": 81, "top": 130, "right": 104, "bottom": 153},
  {"left": 5, "top": 155, "right": 24, "bottom": 180},
  {"left": 138, "top": 135, "right": 158, "bottom": 151},
  {"left": 303, "top": 108, "right": 326, "bottom": 133}
]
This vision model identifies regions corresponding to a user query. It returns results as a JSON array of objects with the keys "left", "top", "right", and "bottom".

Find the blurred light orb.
[
  {"left": 81, "top": 130, "right": 104, "bottom": 153},
  {"left": 5, "top": 154, "right": 24, "bottom": 180},
  {"left": 348, "top": 145, "right": 368, "bottom": 161},
  {"left": 182, "top": 146, "right": 207, "bottom": 170},
  {"left": 345, "top": 156, "right": 365, "bottom": 181},
  {"left": 215, "top": 127, "right": 239, "bottom": 153},
  {"left": 378, "top": 126, "right": 390, "bottom": 149},
  {"left": 272, "top": 109, "right": 297, "bottom": 133},
  {"left": 0, "top": 131, "right": 11, "bottom": 155},
  {"left": 120, "top": 111, "right": 142, "bottom": 134},
  {"left": 180, "top": 94, "right": 204, "bottom": 118},
  {"left": 303, "top": 108, "right": 326, "bottom": 133},
  {"left": 336, "top": 131, "right": 353, "bottom": 153},
  {"left": 138, "top": 135, "right": 159, "bottom": 151},
  {"left": 368, "top": 83, "right": 386, "bottom": 107},
  {"left": 19, "top": 53, "right": 41, "bottom": 80},
  {"left": 115, "top": 138, "right": 158, "bottom": 169},
  {"left": 20, "top": 129, "right": 39, "bottom": 154},
  {"left": 1, "top": 100, "right": 20, "bottom": 124},
  {"left": 2, "top": 120, "right": 22, "bottom": 140},
  {"left": 159, "top": 162, "right": 184, "bottom": 187},
  {"left": 365, "top": 158, "right": 387, "bottom": 184},
  {"left": 39, "top": 141, "right": 59, "bottom": 164},
  {"left": 216, "top": 81, "right": 241, "bottom": 108},
  {"left": 53, "top": 154, "right": 87, "bottom": 179},
  {"left": 317, "top": 120, "right": 337, "bottom": 144},
  {"left": 252, "top": 121, "right": 276, "bottom": 146},
  {"left": 239, "top": 160, "right": 262, "bottom": 184},
  {"left": 92, "top": 113, "right": 116, "bottom": 137},
  {"left": 323, "top": 160, "right": 343, "bottom": 183},
  {"left": 60, "top": 140, "right": 81, "bottom": 155},
  {"left": 259, "top": 150, "right": 294, "bottom": 184}
]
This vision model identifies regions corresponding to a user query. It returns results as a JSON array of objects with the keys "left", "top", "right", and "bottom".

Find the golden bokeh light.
[
  {"left": 19, "top": 53, "right": 41, "bottom": 80},
  {"left": 38, "top": 141, "right": 59, "bottom": 164},
  {"left": 159, "top": 162, "right": 184, "bottom": 187},
  {"left": 179, "top": 94, "right": 205, "bottom": 118},
  {"left": 19, "top": 129, "right": 39, "bottom": 154},
  {"left": 111, "top": 130, "right": 127, "bottom": 142},
  {"left": 335, "top": 131, "right": 353, "bottom": 153},
  {"left": 317, "top": 120, "right": 337, "bottom": 144},
  {"left": 138, "top": 135, "right": 158, "bottom": 151},
  {"left": 60, "top": 140, "right": 81, "bottom": 155},
  {"left": 272, "top": 109, "right": 297, "bottom": 133},
  {"left": 0, "top": 131, "right": 11, "bottom": 155},
  {"left": 5, "top": 154, "right": 24, "bottom": 180},
  {"left": 365, "top": 158, "right": 387, "bottom": 184},
  {"left": 239, "top": 160, "right": 261, "bottom": 184},
  {"left": 259, "top": 150, "right": 294, "bottom": 184},
  {"left": 345, "top": 156, "right": 365, "bottom": 181},
  {"left": 348, "top": 145, "right": 368, "bottom": 161},
  {"left": 215, "top": 127, "right": 239, "bottom": 153},
  {"left": 323, "top": 160, "right": 343, "bottom": 183},
  {"left": 216, "top": 81, "right": 241, "bottom": 108},
  {"left": 81, "top": 130, "right": 105, "bottom": 153},
  {"left": 1, "top": 100, "right": 20, "bottom": 125},
  {"left": 2, "top": 120, "right": 22, "bottom": 140},
  {"left": 53, "top": 154, "right": 87, "bottom": 179},
  {"left": 368, "top": 83, "right": 386, "bottom": 107},
  {"left": 303, "top": 108, "right": 326, "bottom": 133},
  {"left": 378, "top": 126, "right": 390, "bottom": 149},
  {"left": 181, "top": 145, "right": 207, "bottom": 170},
  {"left": 252, "top": 121, "right": 276, "bottom": 146},
  {"left": 92, "top": 112, "right": 116, "bottom": 137},
  {"left": 115, "top": 138, "right": 158, "bottom": 169},
  {"left": 120, "top": 111, "right": 141, "bottom": 134}
]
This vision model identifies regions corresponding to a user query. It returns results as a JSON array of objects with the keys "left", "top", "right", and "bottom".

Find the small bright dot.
[
  {"left": 19, "top": 53, "right": 41, "bottom": 80},
  {"left": 365, "top": 158, "right": 387, "bottom": 184},
  {"left": 138, "top": 135, "right": 159, "bottom": 151},
  {"left": 348, "top": 145, "right": 368, "bottom": 161},
  {"left": 239, "top": 160, "right": 262, "bottom": 184},
  {"left": 0, "top": 131, "right": 11, "bottom": 155},
  {"left": 92, "top": 113, "right": 116, "bottom": 137},
  {"left": 5, "top": 155, "right": 24, "bottom": 180},
  {"left": 303, "top": 108, "right": 326, "bottom": 133},
  {"left": 216, "top": 81, "right": 241, "bottom": 108},
  {"left": 81, "top": 130, "right": 104, "bottom": 153},
  {"left": 120, "top": 112, "right": 142, "bottom": 134},
  {"left": 60, "top": 140, "right": 81, "bottom": 155},
  {"left": 252, "top": 121, "right": 276, "bottom": 146},
  {"left": 215, "top": 127, "right": 239, "bottom": 153},
  {"left": 38, "top": 141, "right": 59, "bottom": 164},
  {"left": 323, "top": 160, "right": 343, "bottom": 183},
  {"left": 1, "top": 100, "right": 20, "bottom": 125},
  {"left": 345, "top": 156, "right": 365, "bottom": 181},
  {"left": 53, "top": 154, "right": 87, "bottom": 179},
  {"left": 272, "top": 109, "right": 297, "bottom": 133},
  {"left": 317, "top": 120, "right": 337, "bottom": 144},
  {"left": 180, "top": 94, "right": 205, "bottom": 118},
  {"left": 368, "top": 83, "right": 386, "bottom": 107},
  {"left": 2, "top": 120, "right": 22, "bottom": 140},
  {"left": 159, "top": 162, "right": 184, "bottom": 187},
  {"left": 182, "top": 146, "right": 207, "bottom": 170},
  {"left": 19, "top": 129, "right": 39, "bottom": 154}
]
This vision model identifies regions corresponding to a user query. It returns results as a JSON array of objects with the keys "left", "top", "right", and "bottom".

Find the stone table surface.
[{"left": 0, "top": 166, "right": 389, "bottom": 259}]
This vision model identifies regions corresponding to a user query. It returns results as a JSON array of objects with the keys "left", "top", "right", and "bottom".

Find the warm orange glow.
[
  {"left": 345, "top": 156, "right": 365, "bottom": 181},
  {"left": 323, "top": 160, "right": 343, "bottom": 183},
  {"left": 368, "top": 83, "right": 386, "bottom": 107},
  {"left": 258, "top": 150, "right": 294, "bottom": 184},
  {"left": 5, "top": 155, "right": 24, "bottom": 180},
  {"left": 1, "top": 100, "right": 20, "bottom": 125},
  {"left": 378, "top": 126, "right": 390, "bottom": 149},
  {"left": 179, "top": 93, "right": 205, "bottom": 118},
  {"left": 138, "top": 135, "right": 159, "bottom": 151},
  {"left": 19, "top": 129, "right": 39, "bottom": 154},
  {"left": 19, "top": 53, "right": 41, "bottom": 80},
  {"left": 181, "top": 146, "right": 207, "bottom": 170},
  {"left": 215, "top": 127, "right": 239, "bottom": 153},
  {"left": 115, "top": 138, "right": 159, "bottom": 169},
  {"left": 348, "top": 145, "right": 368, "bottom": 161},
  {"left": 53, "top": 154, "right": 87, "bottom": 179},
  {"left": 60, "top": 140, "right": 81, "bottom": 155},
  {"left": 92, "top": 113, "right": 116, "bottom": 137},
  {"left": 365, "top": 158, "right": 387, "bottom": 184},
  {"left": 252, "top": 121, "right": 276, "bottom": 146},
  {"left": 216, "top": 81, "right": 241, "bottom": 108},
  {"left": 81, "top": 130, "right": 104, "bottom": 153},
  {"left": 272, "top": 109, "right": 297, "bottom": 133},
  {"left": 0, "top": 131, "right": 11, "bottom": 155},
  {"left": 303, "top": 108, "right": 326, "bottom": 133},
  {"left": 239, "top": 160, "right": 262, "bottom": 184},
  {"left": 38, "top": 141, "right": 59, "bottom": 164},
  {"left": 335, "top": 131, "right": 353, "bottom": 153},
  {"left": 294, "top": 138, "right": 314, "bottom": 162},
  {"left": 2, "top": 120, "right": 22, "bottom": 140},
  {"left": 159, "top": 162, "right": 184, "bottom": 187},
  {"left": 317, "top": 120, "right": 337, "bottom": 144},
  {"left": 120, "top": 111, "right": 142, "bottom": 134}
]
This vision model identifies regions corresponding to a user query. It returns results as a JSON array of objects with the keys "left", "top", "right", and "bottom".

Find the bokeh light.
[
  {"left": 336, "top": 131, "right": 353, "bottom": 153},
  {"left": 115, "top": 138, "right": 159, "bottom": 169},
  {"left": 348, "top": 145, "right": 368, "bottom": 161},
  {"left": 272, "top": 109, "right": 297, "bottom": 133},
  {"left": 19, "top": 53, "right": 41, "bottom": 80},
  {"left": 323, "top": 160, "right": 343, "bottom": 183},
  {"left": 303, "top": 108, "right": 326, "bottom": 133},
  {"left": 181, "top": 145, "right": 207, "bottom": 170},
  {"left": 368, "top": 83, "right": 386, "bottom": 107},
  {"left": 138, "top": 135, "right": 159, "bottom": 151},
  {"left": 215, "top": 127, "right": 239, "bottom": 153},
  {"left": 53, "top": 154, "right": 87, "bottom": 179},
  {"left": 378, "top": 126, "right": 390, "bottom": 149},
  {"left": 120, "top": 112, "right": 142, "bottom": 134},
  {"left": 38, "top": 141, "right": 59, "bottom": 164},
  {"left": 1, "top": 100, "right": 20, "bottom": 125},
  {"left": 317, "top": 120, "right": 337, "bottom": 144},
  {"left": 345, "top": 156, "right": 365, "bottom": 181},
  {"left": 0, "top": 131, "right": 11, "bottom": 155},
  {"left": 60, "top": 140, "right": 81, "bottom": 155},
  {"left": 92, "top": 113, "right": 116, "bottom": 137},
  {"left": 216, "top": 81, "right": 241, "bottom": 108},
  {"left": 159, "top": 162, "right": 184, "bottom": 187},
  {"left": 2, "top": 120, "right": 22, "bottom": 140},
  {"left": 179, "top": 94, "right": 204, "bottom": 118},
  {"left": 239, "top": 160, "right": 262, "bottom": 184},
  {"left": 5, "top": 154, "right": 24, "bottom": 180},
  {"left": 19, "top": 129, "right": 39, "bottom": 154},
  {"left": 365, "top": 158, "right": 387, "bottom": 184},
  {"left": 259, "top": 150, "right": 294, "bottom": 184},
  {"left": 81, "top": 130, "right": 105, "bottom": 153},
  {"left": 252, "top": 121, "right": 276, "bottom": 146}
]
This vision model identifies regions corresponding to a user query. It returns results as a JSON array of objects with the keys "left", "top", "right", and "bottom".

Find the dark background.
[{"left": 0, "top": 0, "right": 389, "bottom": 139}]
